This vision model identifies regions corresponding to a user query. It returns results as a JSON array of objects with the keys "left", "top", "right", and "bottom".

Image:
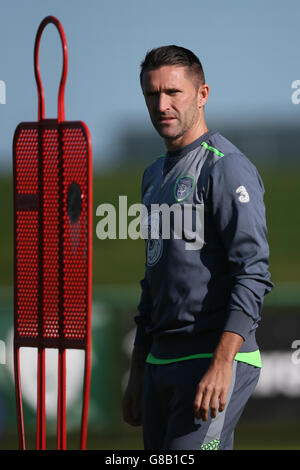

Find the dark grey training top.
[{"left": 134, "top": 130, "right": 273, "bottom": 358}]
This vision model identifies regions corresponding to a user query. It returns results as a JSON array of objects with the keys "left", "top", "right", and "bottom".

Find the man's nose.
[{"left": 157, "top": 93, "right": 170, "bottom": 112}]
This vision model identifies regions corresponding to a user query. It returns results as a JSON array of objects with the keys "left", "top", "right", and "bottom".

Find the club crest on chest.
[{"left": 174, "top": 175, "right": 195, "bottom": 202}]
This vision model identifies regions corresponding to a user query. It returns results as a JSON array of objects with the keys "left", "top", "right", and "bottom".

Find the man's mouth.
[{"left": 159, "top": 116, "right": 176, "bottom": 123}]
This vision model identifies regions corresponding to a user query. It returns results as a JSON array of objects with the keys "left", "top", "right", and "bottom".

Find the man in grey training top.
[{"left": 122, "top": 45, "right": 273, "bottom": 450}]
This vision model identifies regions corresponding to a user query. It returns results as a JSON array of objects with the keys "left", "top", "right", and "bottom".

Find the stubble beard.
[{"left": 153, "top": 101, "right": 200, "bottom": 143}]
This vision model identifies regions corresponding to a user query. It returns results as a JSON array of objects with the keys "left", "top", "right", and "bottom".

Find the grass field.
[{"left": 0, "top": 166, "right": 300, "bottom": 286}]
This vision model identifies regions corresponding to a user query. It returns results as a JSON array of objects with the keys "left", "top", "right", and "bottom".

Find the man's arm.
[
  {"left": 207, "top": 153, "right": 274, "bottom": 340},
  {"left": 194, "top": 153, "right": 273, "bottom": 421},
  {"left": 122, "top": 277, "right": 153, "bottom": 426},
  {"left": 122, "top": 344, "right": 151, "bottom": 426},
  {"left": 194, "top": 331, "right": 243, "bottom": 421},
  {"left": 123, "top": 165, "right": 154, "bottom": 426}
]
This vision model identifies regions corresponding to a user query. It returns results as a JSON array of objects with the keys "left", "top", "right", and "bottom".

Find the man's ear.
[{"left": 198, "top": 84, "right": 209, "bottom": 108}]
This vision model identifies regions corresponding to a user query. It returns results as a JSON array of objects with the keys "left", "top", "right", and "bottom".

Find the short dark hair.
[{"left": 140, "top": 45, "right": 205, "bottom": 89}]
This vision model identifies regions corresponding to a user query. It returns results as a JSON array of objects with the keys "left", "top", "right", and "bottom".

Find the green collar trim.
[{"left": 201, "top": 141, "right": 225, "bottom": 157}]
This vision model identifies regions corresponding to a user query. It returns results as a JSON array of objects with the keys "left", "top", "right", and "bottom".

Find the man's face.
[{"left": 142, "top": 65, "right": 203, "bottom": 142}]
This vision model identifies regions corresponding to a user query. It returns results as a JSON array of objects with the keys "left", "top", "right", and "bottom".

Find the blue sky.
[{"left": 1, "top": 0, "right": 300, "bottom": 170}]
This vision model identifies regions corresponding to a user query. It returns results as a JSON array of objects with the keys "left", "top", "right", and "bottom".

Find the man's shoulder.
[
  {"left": 206, "top": 131, "right": 244, "bottom": 159},
  {"left": 203, "top": 132, "right": 265, "bottom": 195},
  {"left": 205, "top": 131, "right": 258, "bottom": 173}
]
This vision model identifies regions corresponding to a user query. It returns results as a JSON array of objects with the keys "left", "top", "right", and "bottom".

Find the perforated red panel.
[
  {"left": 62, "top": 127, "right": 88, "bottom": 341},
  {"left": 43, "top": 128, "right": 60, "bottom": 340},
  {"left": 13, "top": 121, "right": 91, "bottom": 350},
  {"left": 15, "top": 128, "right": 39, "bottom": 340},
  {"left": 15, "top": 211, "right": 39, "bottom": 338},
  {"left": 16, "top": 128, "right": 39, "bottom": 194}
]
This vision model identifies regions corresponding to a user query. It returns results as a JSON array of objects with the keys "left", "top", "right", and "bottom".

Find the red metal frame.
[
  {"left": 34, "top": 16, "right": 68, "bottom": 123},
  {"left": 13, "top": 16, "right": 92, "bottom": 450}
]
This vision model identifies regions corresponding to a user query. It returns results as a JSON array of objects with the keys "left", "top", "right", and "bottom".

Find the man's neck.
[{"left": 164, "top": 122, "right": 209, "bottom": 152}]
